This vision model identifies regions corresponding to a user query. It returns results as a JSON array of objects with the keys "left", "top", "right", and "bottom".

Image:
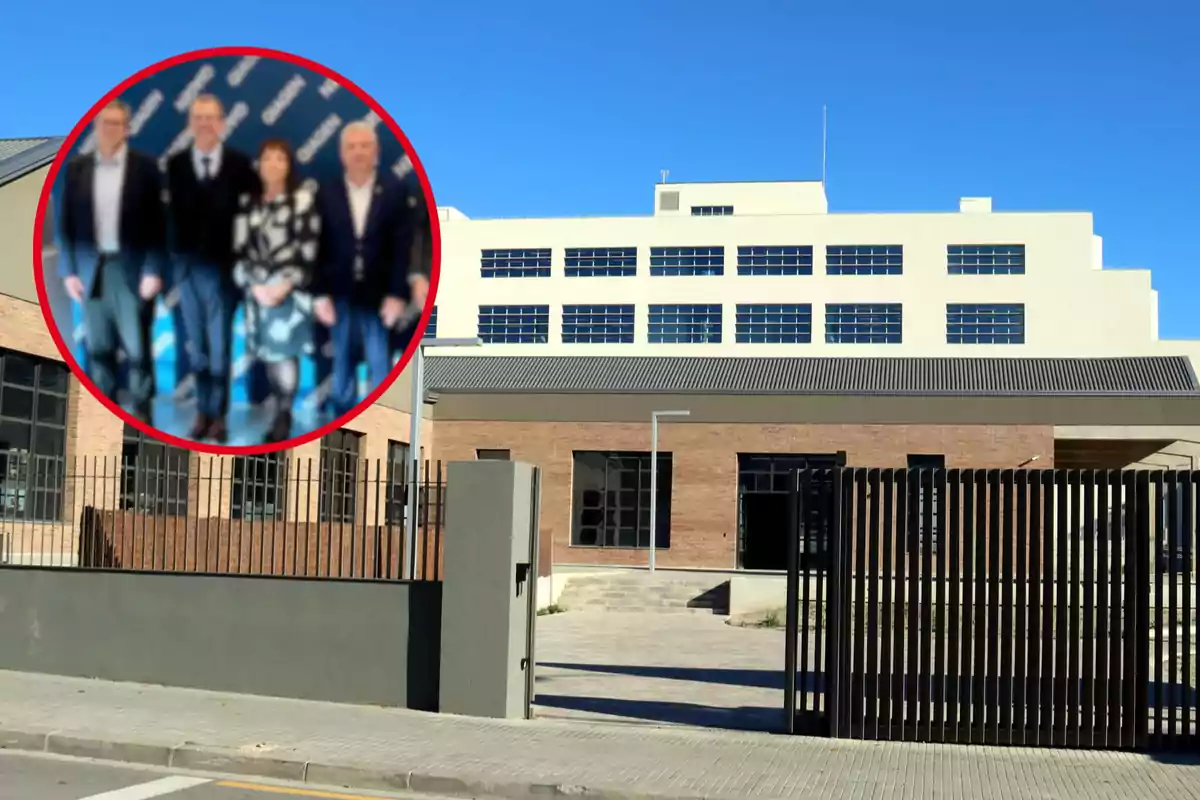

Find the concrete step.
[{"left": 556, "top": 572, "right": 730, "bottom": 615}]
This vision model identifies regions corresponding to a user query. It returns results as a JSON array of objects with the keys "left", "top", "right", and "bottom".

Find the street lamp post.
[
  {"left": 649, "top": 410, "right": 690, "bottom": 572},
  {"left": 406, "top": 335, "right": 481, "bottom": 579}
]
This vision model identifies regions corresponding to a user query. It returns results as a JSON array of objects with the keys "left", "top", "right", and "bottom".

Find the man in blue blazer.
[
  {"left": 58, "top": 99, "right": 167, "bottom": 423},
  {"left": 314, "top": 121, "right": 415, "bottom": 418}
]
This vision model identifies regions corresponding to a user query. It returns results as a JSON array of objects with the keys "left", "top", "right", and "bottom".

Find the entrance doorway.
[{"left": 737, "top": 453, "right": 844, "bottom": 571}]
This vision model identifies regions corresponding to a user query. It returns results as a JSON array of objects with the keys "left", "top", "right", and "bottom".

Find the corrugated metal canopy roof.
[
  {"left": 422, "top": 355, "right": 1200, "bottom": 397},
  {"left": 0, "top": 136, "right": 65, "bottom": 187}
]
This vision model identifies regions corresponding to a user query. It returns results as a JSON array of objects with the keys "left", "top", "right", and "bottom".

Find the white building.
[{"left": 427, "top": 179, "right": 1198, "bottom": 362}]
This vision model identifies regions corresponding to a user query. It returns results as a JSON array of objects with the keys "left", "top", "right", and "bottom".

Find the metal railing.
[{"left": 0, "top": 452, "right": 446, "bottom": 581}]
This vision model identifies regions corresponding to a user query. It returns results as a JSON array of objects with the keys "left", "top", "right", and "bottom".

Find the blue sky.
[{"left": 3, "top": 0, "right": 1196, "bottom": 339}]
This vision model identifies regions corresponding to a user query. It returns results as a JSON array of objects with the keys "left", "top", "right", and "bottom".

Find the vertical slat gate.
[{"left": 783, "top": 468, "right": 1197, "bottom": 753}]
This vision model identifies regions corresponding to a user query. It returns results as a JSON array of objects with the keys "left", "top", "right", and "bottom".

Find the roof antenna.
[
  {"left": 660, "top": 169, "right": 669, "bottom": 184},
  {"left": 821, "top": 105, "right": 828, "bottom": 188}
]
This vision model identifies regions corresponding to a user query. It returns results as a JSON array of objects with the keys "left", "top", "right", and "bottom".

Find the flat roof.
[{"left": 423, "top": 355, "right": 1200, "bottom": 398}]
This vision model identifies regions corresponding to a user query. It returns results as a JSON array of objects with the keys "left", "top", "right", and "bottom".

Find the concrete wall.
[{"left": 0, "top": 568, "right": 442, "bottom": 710}]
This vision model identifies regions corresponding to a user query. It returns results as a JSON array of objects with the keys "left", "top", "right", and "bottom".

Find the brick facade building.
[{"left": 423, "top": 355, "right": 1200, "bottom": 571}]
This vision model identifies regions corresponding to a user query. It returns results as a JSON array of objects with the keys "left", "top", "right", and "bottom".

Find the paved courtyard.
[{"left": 533, "top": 610, "right": 790, "bottom": 731}]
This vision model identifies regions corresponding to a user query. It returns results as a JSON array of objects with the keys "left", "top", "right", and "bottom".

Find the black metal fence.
[
  {"left": 0, "top": 454, "right": 446, "bottom": 582},
  {"left": 785, "top": 468, "right": 1198, "bottom": 753}
]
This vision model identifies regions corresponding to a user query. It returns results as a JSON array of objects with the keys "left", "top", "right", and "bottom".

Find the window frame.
[
  {"left": 735, "top": 303, "right": 814, "bottom": 344},
  {"left": 0, "top": 350, "right": 70, "bottom": 523},
  {"left": 570, "top": 450, "right": 671, "bottom": 550},
  {"left": 824, "top": 303, "right": 903, "bottom": 344},
  {"left": 477, "top": 305, "right": 551, "bottom": 344},
  {"left": 319, "top": 429, "right": 363, "bottom": 523},
  {"left": 231, "top": 453, "right": 286, "bottom": 521}
]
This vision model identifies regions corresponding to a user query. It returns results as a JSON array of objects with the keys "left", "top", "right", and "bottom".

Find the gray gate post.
[{"left": 439, "top": 460, "right": 540, "bottom": 719}]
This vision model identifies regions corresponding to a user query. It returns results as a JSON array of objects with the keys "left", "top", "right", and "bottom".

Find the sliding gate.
[{"left": 784, "top": 468, "right": 1199, "bottom": 752}]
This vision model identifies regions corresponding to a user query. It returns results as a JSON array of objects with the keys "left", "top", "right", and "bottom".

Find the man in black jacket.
[
  {"left": 314, "top": 121, "right": 415, "bottom": 418},
  {"left": 165, "top": 93, "right": 260, "bottom": 442},
  {"left": 57, "top": 98, "right": 166, "bottom": 423}
]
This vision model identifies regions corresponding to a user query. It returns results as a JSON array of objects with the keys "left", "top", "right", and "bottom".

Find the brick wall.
[{"left": 432, "top": 421, "right": 1055, "bottom": 570}]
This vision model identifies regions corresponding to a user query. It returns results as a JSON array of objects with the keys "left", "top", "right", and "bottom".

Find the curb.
[{"left": 0, "top": 728, "right": 702, "bottom": 800}]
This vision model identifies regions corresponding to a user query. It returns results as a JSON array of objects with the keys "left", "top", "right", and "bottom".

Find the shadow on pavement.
[
  {"left": 534, "top": 693, "right": 784, "bottom": 732},
  {"left": 538, "top": 662, "right": 827, "bottom": 693}
]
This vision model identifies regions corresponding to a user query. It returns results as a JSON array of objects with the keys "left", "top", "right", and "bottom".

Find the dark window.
[
  {"left": 947, "top": 303, "right": 1025, "bottom": 344},
  {"left": 120, "top": 424, "right": 190, "bottom": 516},
  {"left": 826, "top": 245, "right": 903, "bottom": 275},
  {"left": 571, "top": 451, "right": 670, "bottom": 549},
  {"left": 825, "top": 303, "right": 903, "bottom": 343},
  {"left": 648, "top": 304, "right": 722, "bottom": 343},
  {"left": 478, "top": 305, "right": 550, "bottom": 344},
  {"left": 231, "top": 454, "right": 285, "bottom": 520},
  {"left": 424, "top": 306, "right": 437, "bottom": 338},
  {"left": 562, "top": 304, "right": 635, "bottom": 344},
  {"left": 690, "top": 205, "right": 734, "bottom": 216},
  {"left": 736, "top": 304, "right": 813, "bottom": 344},
  {"left": 907, "top": 454, "right": 945, "bottom": 553},
  {"left": 320, "top": 430, "right": 362, "bottom": 523},
  {"left": 565, "top": 247, "right": 637, "bottom": 277},
  {"left": 477, "top": 449, "right": 511, "bottom": 460},
  {"left": 737, "top": 245, "right": 814, "bottom": 276},
  {"left": 948, "top": 244, "right": 1025, "bottom": 275},
  {"left": 0, "top": 350, "right": 68, "bottom": 522},
  {"left": 386, "top": 440, "right": 410, "bottom": 524},
  {"left": 649, "top": 246, "right": 724, "bottom": 276},
  {"left": 480, "top": 248, "right": 551, "bottom": 278}
]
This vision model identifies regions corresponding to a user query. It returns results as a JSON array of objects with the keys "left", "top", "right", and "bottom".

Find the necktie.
[{"left": 200, "top": 155, "right": 212, "bottom": 181}]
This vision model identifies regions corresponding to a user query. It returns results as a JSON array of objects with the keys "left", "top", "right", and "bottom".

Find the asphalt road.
[{"left": 0, "top": 751, "right": 453, "bottom": 800}]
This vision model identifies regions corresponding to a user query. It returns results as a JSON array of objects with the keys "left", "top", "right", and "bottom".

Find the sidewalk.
[{"left": 0, "top": 670, "right": 1196, "bottom": 800}]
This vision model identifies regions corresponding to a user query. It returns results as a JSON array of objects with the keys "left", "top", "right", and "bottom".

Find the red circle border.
[{"left": 32, "top": 45, "right": 442, "bottom": 457}]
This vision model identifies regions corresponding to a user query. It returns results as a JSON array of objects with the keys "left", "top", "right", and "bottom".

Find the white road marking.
[{"left": 79, "top": 775, "right": 212, "bottom": 799}]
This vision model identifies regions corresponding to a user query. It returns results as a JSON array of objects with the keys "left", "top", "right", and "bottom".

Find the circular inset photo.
[{"left": 34, "top": 46, "right": 439, "bottom": 454}]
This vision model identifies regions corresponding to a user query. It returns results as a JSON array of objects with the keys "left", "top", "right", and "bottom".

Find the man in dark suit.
[
  {"left": 314, "top": 121, "right": 415, "bottom": 418},
  {"left": 57, "top": 98, "right": 166, "bottom": 423},
  {"left": 165, "top": 93, "right": 260, "bottom": 442}
]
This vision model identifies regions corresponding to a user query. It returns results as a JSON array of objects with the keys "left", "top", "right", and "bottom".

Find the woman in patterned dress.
[{"left": 232, "top": 138, "right": 320, "bottom": 443}]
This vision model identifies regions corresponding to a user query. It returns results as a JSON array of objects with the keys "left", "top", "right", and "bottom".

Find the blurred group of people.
[{"left": 57, "top": 94, "right": 430, "bottom": 444}]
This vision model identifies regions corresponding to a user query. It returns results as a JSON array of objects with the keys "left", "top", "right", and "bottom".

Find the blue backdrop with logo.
[{"left": 51, "top": 54, "right": 427, "bottom": 412}]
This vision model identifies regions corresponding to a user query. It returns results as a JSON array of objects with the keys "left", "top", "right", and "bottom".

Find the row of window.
[
  {"left": 479, "top": 245, "right": 1026, "bottom": 278},
  {"left": 476, "top": 303, "right": 1026, "bottom": 345}
]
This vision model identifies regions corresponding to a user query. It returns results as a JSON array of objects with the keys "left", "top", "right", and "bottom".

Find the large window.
[
  {"left": 121, "top": 424, "right": 190, "bottom": 516},
  {"left": 948, "top": 244, "right": 1025, "bottom": 275},
  {"left": 320, "top": 430, "right": 362, "bottom": 523},
  {"left": 649, "top": 246, "right": 724, "bottom": 276},
  {"left": 565, "top": 247, "right": 637, "bottom": 277},
  {"left": 737, "top": 245, "right": 814, "bottom": 276},
  {"left": 735, "top": 304, "right": 813, "bottom": 344},
  {"left": 231, "top": 454, "right": 285, "bottom": 520},
  {"left": 648, "top": 304, "right": 722, "bottom": 344},
  {"left": 480, "top": 248, "right": 551, "bottom": 278},
  {"left": 825, "top": 303, "right": 903, "bottom": 344},
  {"left": 562, "top": 304, "right": 635, "bottom": 344},
  {"left": 477, "top": 449, "right": 511, "bottom": 460},
  {"left": 826, "top": 245, "right": 903, "bottom": 275},
  {"left": 0, "top": 351, "right": 69, "bottom": 522},
  {"left": 571, "top": 451, "right": 671, "bottom": 549},
  {"left": 478, "top": 305, "right": 550, "bottom": 344},
  {"left": 947, "top": 303, "right": 1026, "bottom": 344}
]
